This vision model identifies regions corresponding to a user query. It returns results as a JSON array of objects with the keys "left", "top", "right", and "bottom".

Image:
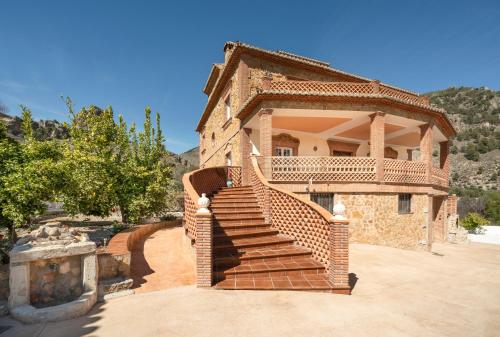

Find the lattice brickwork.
[
  {"left": 271, "top": 156, "right": 376, "bottom": 182},
  {"left": 379, "top": 86, "right": 427, "bottom": 106},
  {"left": 269, "top": 80, "right": 429, "bottom": 108},
  {"left": 270, "top": 190, "right": 331, "bottom": 269},
  {"left": 431, "top": 166, "right": 449, "bottom": 188},
  {"left": 228, "top": 166, "right": 242, "bottom": 187},
  {"left": 183, "top": 192, "right": 197, "bottom": 240},
  {"left": 183, "top": 166, "right": 242, "bottom": 240},
  {"left": 249, "top": 157, "right": 332, "bottom": 270},
  {"left": 270, "top": 81, "right": 373, "bottom": 95},
  {"left": 383, "top": 159, "right": 427, "bottom": 184}
]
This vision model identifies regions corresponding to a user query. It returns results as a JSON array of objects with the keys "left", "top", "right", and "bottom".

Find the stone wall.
[
  {"left": 200, "top": 65, "right": 242, "bottom": 168},
  {"left": 97, "top": 253, "right": 130, "bottom": 281},
  {"left": 338, "top": 193, "right": 427, "bottom": 250},
  {"left": 29, "top": 255, "right": 82, "bottom": 308},
  {"left": 0, "top": 264, "right": 9, "bottom": 300}
]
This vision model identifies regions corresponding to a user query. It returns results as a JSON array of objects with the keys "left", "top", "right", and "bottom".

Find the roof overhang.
[{"left": 236, "top": 91, "right": 457, "bottom": 138}]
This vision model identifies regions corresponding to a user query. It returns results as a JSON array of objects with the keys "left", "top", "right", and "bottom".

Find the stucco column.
[
  {"left": 369, "top": 111, "right": 385, "bottom": 182},
  {"left": 259, "top": 109, "right": 273, "bottom": 179},
  {"left": 195, "top": 211, "right": 213, "bottom": 287},
  {"left": 439, "top": 141, "right": 450, "bottom": 177},
  {"left": 240, "top": 128, "right": 253, "bottom": 186},
  {"left": 419, "top": 123, "right": 433, "bottom": 183}
]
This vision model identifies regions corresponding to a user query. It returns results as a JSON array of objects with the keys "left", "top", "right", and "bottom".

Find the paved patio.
[{"left": 1, "top": 240, "right": 499, "bottom": 337}]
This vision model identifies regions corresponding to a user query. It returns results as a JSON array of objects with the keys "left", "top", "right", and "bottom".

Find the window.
[
  {"left": 211, "top": 132, "right": 215, "bottom": 147},
  {"left": 225, "top": 152, "right": 232, "bottom": 166},
  {"left": 332, "top": 151, "right": 352, "bottom": 157},
  {"left": 398, "top": 194, "right": 412, "bottom": 214},
  {"left": 225, "top": 95, "right": 231, "bottom": 121},
  {"left": 275, "top": 147, "right": 293, "bottom": 156},
  {"left": 311, "top": 193, "right": 334, "bottom": 213}
]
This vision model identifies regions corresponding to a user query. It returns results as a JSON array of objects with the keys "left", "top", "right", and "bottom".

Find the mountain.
[
  {"left": 427, "top": 87, "right": 500, "bottom": 190},
  {"left": 0, "top": 111, "right": 69, "bottom": 141}
]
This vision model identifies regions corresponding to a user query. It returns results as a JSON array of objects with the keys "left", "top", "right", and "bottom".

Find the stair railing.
[{"left": 249, "top": 155, "right": 351, "bottom": 294}]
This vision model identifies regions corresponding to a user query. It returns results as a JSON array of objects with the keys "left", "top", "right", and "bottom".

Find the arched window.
[{"left": 211, "top": 132, "right": 216, "bottom": 147}]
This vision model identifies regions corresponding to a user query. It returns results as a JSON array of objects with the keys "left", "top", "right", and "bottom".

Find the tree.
[
  {"left": 61, "top": 101, "right": 174, "bottom": 223},
  {"left": 460, "top": 212, "right": 490, "bottom": 233},
  {"left": 484, "top": 191, "right": 500, "bottom": 225},
  {"left": 0, "top": 106, "right": 63, "bottom": 242}
]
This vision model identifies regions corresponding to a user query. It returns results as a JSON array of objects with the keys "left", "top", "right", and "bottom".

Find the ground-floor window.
[
  {"left": 310, "top": 193, "right": 334, "bottom": 213},
  {"left": 398, "top": 194, "right": 412, "bottom": 214}
]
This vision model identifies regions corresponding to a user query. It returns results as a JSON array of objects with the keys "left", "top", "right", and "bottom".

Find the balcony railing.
[
  {"left": 268, "top": 81, "right": 429, "bottom": 107},
  {"left": 271, "top": 156, "right": 377, "bottom": 182},
  {"left": 269, "top": 156, "right": 448, "bottom": 188}
]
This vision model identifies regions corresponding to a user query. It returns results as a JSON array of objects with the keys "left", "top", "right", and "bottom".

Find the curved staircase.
[{"left": 211, "top": 186, "right": 334, "bottom": 291}]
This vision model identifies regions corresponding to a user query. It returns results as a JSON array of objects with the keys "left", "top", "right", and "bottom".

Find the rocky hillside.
[
  {"left": 427, "top": 87, "right": 500, "bottom": 190},
  {"left": 0, "top": 111, "right": 69, "bottom": 141}
]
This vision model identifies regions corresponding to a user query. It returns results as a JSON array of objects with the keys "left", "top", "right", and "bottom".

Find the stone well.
[{"left": 8, "top": 223, "right": 98, "bottom": 323}]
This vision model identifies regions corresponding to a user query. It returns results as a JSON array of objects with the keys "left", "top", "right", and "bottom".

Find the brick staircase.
[{"left": 211, "top": 186, "right": 334, "bottom": 291}]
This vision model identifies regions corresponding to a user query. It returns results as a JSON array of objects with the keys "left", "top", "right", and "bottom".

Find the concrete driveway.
[{"left": 1, "top": 242, "right": 499, "bottom": 337}]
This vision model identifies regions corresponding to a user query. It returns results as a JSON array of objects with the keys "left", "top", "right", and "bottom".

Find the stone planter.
[{"left": 8, "top": 224, "right": 98, "bottom": 323}]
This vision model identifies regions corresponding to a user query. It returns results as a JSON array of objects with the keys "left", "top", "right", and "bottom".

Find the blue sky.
[{"left": 1, "top": 0, "right": 499, "bottom": 153}]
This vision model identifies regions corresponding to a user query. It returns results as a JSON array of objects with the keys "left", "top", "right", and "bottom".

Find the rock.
[
  {"left": 80, "top": 233, "right": 90, "bottom": 242},
  {"left": 45, "top": 222, "right": 62, "bottom": 227},
  {"left": 46, "top": 227, "right": 60, "bottom": 237},
  {"left": 16, "top": 235, "right": 33, "bottom": 246},
  {"left": 35, "top": 226, "right": 48, "bottom": 239},
  {"left": 59, "top": 261, "right": 70, "bottom": 274}
]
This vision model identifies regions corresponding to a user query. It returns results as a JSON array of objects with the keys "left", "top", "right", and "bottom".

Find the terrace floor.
[{"left": 1, "top": 242, "right": 499, "bottom": 337}]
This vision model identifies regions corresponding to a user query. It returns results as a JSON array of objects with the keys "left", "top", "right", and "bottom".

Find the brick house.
[{"left": 183, "top": 42, "right": 457, "bottom": 293}]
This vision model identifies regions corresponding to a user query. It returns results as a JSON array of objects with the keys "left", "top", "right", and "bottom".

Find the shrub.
[
  {"left": 460, "top": 212, "right": 490, "bottom": 233},
  {"left": 484, "top": 191, "right": 500, "bottom": 225}
]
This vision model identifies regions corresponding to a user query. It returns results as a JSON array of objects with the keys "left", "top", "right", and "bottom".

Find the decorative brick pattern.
[
  {"left": 250, "top": 156, "right": 334, "bottom": 270},
  {"left": 431, "top": 166, "right": 449, "bottom": 188},
  {"left": 384, "top": 159, "right": 427, "bottom": 184},
  {"left": 271, "top": 156, "right": 376, "bottom": 182},
  {"left": 195, "top": 212, "right": 213, "bottom": 287},
  {"left": 183, "top": 166, "right": 241, "bottom": 240},
  {"left": 269, "top": 80, "right": 429, "bottom": 108}
]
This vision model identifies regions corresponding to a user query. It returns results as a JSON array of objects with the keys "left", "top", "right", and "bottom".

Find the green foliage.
[
  {"left": 460, "top": 212, "right": 490, "bottom": 233},
  {"left": 0, "top": 107, "right": 63, "bottom": 242},
  {"left": 484, "top": 191, "right": 500, "bottom": 225},
  {"left": 463, "top": 143, "right": 479, "bottom": 161},
  {"left": 61, "top": 101, "right": 174, "bottom": 223}
]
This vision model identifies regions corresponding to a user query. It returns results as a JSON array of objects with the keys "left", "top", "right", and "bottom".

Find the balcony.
[{"left": 267, "top": 156, "right": 448, "bottom": 188}]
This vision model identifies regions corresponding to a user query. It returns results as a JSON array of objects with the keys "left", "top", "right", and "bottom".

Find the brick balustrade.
[
  {"left": 269, "top": 80, "right": 429, "bottom": 108},
  {"left": 269, "top": 156, "right": 448, "bottom": 188},
  {"left": 183, "top": 166, "right": 241, "bottom": 240},
  {"left": 250, "top": 156, "right": 350, "bottom": 293},
  {"left": 182, "top": 166, "right": 241, "bottom": 287}
]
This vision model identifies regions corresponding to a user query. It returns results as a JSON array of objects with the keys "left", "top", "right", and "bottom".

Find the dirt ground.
[{"left": 1, "top": 241, "right": 499, "bottom": 337}]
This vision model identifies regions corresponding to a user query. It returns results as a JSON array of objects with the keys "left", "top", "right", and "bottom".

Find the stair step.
[
  {"left": 214, "top": 222, "right": 270, "bottom": 230},
  {"left": 214, "top": 236, "right": 294, "bottom": 252},
  {"left": 212, "top": 209, "right": 262, "bottom": 215},
  {"left": 211, "top": 202, "right": 260, "bottom": 208},
  {"left": 216, "top": 258, "right": 324, "bottom": 279},
  {"left": 214, "top": 228, "right": 279, "bottom": 241},
  {"left": 214, "top": 274, "right": 333, "bottom": 291},
  {"left": 211, "top": 198, "right": 258, "bottom": 203},
  {"left": 217, "top": 187, "right": 254, "bottom": 192},
  {"left": 215, "top": 245, "right": 312, "bottom": 266},
  {"left": 214, "top": 214, "right": 265, "bottom": 221}
]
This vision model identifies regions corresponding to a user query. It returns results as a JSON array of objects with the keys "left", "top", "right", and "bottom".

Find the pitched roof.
[{"left": 196, "top": 41, "right": 439, "bottom": 132}]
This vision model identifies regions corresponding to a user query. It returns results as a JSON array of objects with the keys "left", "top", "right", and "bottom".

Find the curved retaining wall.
[{"left": 97, "top": 220, "right": 182, "bottom": 281}]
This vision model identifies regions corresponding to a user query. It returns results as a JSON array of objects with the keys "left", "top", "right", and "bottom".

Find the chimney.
[{"left": 223, "top": 42, "right": 235, "bottom": 64}]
